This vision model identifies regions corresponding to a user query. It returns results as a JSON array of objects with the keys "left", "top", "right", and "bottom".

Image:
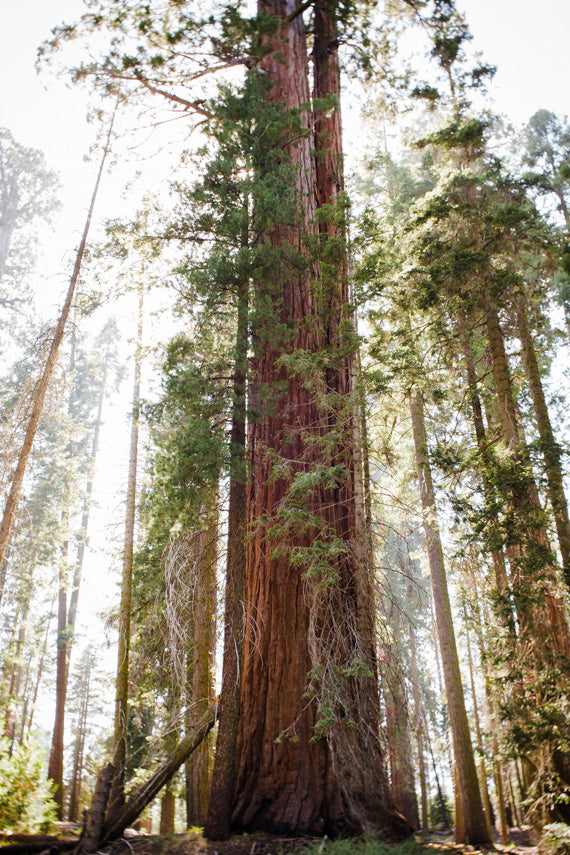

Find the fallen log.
[
  {"left": 0, "top": 839, "right": 77, "bottom": 854},
  {"left": 75, "top": 702, "right": 216, "bottom": 853}
]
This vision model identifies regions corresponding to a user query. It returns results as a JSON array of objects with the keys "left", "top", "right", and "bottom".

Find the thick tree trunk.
[
  {"left": 233, "top": 0, "right": 400, "bottom": 836},
  {"left": 516, "top": 293, "right": 570, "bottom": 589},
  {"left": 159, "top": 787, "right": 176, "bottom": 835},
  {"left": 76, "top": 763, "right": 114, "bottom": 855},
  {"left": 410, "top": 391, "right": 489, "bottom": 844}
]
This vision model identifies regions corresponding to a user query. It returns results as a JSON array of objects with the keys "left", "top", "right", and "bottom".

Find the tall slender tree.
[
  {"left": 0, "top": 112, "right": 115, "bottom": 573},
  {"left": 107, "top": 286, "right": 143, "bottom": 823}
]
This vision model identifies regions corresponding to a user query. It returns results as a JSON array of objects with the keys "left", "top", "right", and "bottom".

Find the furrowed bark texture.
[
  {"left": 410, "top": 391, "right": 489, "bottom": 844},
  {"left": 233, "top": 0, "right": 400, "bottom": 837},
  {"left": 159, "top": 787, "right": 176, "bottom": 835}
]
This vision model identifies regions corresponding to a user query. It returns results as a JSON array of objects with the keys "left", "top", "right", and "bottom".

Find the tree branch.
[{"left": 286, "top": 0, "right": 314, "bottom": 24}]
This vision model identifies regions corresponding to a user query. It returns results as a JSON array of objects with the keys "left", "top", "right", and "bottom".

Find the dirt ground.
[
  {"left": 0, "top": 828, "right": 539, "bottom": 855},
  {"left": 0, "top": 830, "right": 325, "bottom": 854}
]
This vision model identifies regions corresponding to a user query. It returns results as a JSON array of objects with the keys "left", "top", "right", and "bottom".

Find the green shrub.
[{"left": 0, "top": 737, "right": 58, "bottom": 833}]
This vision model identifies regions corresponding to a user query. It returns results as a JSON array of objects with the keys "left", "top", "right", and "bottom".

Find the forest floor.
[
  {"left": 0, "top": 826, "right": 539, "bottom": 855},
  {"left": 99, "top": 826, "right": 538, "bottom": 855}
]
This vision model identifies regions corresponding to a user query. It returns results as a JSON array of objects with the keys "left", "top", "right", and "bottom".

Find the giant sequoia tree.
[{"left": 231, "top": 0, "right": 401, "bottom": 836}]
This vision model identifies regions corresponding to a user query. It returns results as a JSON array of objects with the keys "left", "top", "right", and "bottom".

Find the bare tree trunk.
[
  {"left": 76, "top": 763, "right": 114, "bottom": 855},
  {"left": 68, "top": 649, "right": 94, "bottom": 823},
  {"left": 463, "top": 617, "right": 494, "bottom": 839},
  {"left": 410, "top": 390, "right": 489, "bottom": 844},
  {"left": 0, "top": 111, "right": 115, "bottom": 570},
  {"left": 410, "top": 615, "right": 428, "bottom": 836},
  {"left": 383, "top": 649, "right": 419, "bottom": 829},
  {"left": 49, "top": 335, "right": 76, "bottom": 817},
  {"left": 48, "top": 556, "right": 68, "bottom": 816},
  {"left": 159, "top": 786, "right": 176, "bottom": 835},
  {"left": 67, "top": 348, "right": 109, "bottom": 659},
  {"left": 107, "top": 287, "right": 143, "bottom": 822},
  {"left": 185, "top": 504, "right": 217, "bottom": 827},
  {"left": 26, "top": 601, "right": 54, "bottom": 736}
]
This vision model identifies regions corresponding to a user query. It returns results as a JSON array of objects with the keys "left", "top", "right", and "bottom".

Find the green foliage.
[
  {"left": 0, "top": 738, "right": 58, "bottom": 833},
  {"left": 540, "top": 824, "right": 570, "bottom": 855},
  {"left": 0, "top": 128, "right": 60, "bottom": 287}
]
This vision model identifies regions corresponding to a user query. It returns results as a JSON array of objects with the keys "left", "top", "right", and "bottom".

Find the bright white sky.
[
  {"left": 1, "top": 0, "right": 568, "bottom": 274},
  {"left": 0, "top": 0, "right": 568, "bottom": 740},
  {"left": 1, "top": 0, "right": 569, "bottom": 211}
]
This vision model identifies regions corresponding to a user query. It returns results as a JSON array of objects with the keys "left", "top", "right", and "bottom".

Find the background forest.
[{"left": 0, "top": 1, "right": 570, "bottom": 853}]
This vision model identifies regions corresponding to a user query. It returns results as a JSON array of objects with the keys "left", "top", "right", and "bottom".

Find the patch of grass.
[{"left": 298, "top": 836, "right": 433, "bottom": 855}]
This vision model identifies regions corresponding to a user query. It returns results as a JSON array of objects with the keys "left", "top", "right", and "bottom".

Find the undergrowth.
[{"left": 300, "top": 837, "right": 432, "bottom": 855}]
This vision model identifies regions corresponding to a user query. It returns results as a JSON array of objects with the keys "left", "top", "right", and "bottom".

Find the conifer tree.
[{"left": 0, "top": 114, "right": 115, "bottom": 576}]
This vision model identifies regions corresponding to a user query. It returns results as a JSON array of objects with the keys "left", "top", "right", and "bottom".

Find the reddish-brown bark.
[{"left": 233, "top": 0, "right": 400, "bottom": 837}]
